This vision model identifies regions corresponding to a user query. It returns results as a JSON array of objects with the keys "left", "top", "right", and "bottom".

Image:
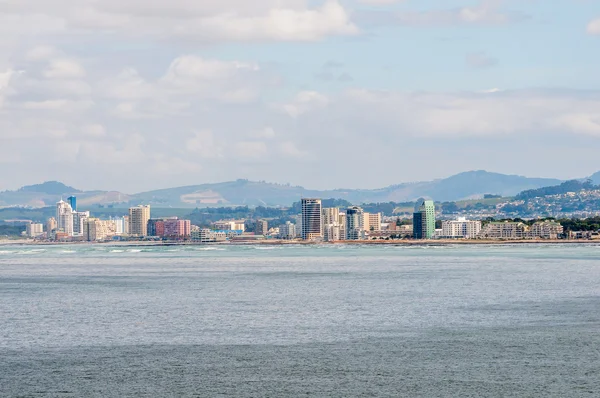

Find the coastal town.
[{"left": 14, "top": 196, "right": 599, "bottom": 244}]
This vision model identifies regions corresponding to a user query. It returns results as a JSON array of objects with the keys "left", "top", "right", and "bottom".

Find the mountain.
[
  {"left": 129, "top": 171, "right": 563, "bottom": 207},
  {"left": 0, "top": 171, "right": 570, "bottom": 209},
  {"left": 589, "top": 171, "right": 600, "bottom": 185},
  {"left": 18, "top": 181, "right": 81, "bottom": 195},
  {"left": 0, "top": 181, "right": 130, "bottom": 208}
]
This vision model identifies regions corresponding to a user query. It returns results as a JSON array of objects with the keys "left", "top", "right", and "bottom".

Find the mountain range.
[{"left": 1, "top": 170, "right": 597, "bottom": 209}]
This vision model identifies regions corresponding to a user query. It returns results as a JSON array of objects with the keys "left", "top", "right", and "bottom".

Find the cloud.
[
  {"left": 466, "top": 51, "right": 498, "bottom": 68},
  {"left": 587, "top": 18, "right": 600, "bottom": 35},
  {"left": 358, "top": 0, "right": 524, "bottom": 27},
  {"left": 0, "top": 0, "right": 358, "bottom": 43}
]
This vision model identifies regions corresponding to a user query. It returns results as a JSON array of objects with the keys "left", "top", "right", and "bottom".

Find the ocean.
[{"left": 1, "top": 243, "right": 599, "bottom": 397}]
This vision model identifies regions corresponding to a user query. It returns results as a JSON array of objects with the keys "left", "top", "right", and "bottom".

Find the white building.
[
  {"left": 324, "top": 224, "right": 342, "bottom": 242},
  {"left": 26, "top": 223, "right": 44, "bottom": 238},
  {"left": 191, "top": 229, "right": 227, "bottom": 242},
  {"left": 441, "top": 218, "right": 482, "bottom": 239},
  {"left": 214, "top": 220, "right": 245, "bottom": 231},
  {"left": 479, "top": 222, "right": 528, "bottom": 239},
  {"left": 112, "top": 216, "right": 129, "bottom": 235},
  {"left": 279, "top": 221, "right": 296, "bottom": 240},
  {"left": 529, "top": 221, "right": 563, "bottom": 239},
  {"left": 56, "top": 200, "right": 74, "bottom": 236}
]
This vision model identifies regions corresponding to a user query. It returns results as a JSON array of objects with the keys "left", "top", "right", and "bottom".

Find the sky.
[{"left": 0, "top": 0, "right": 599, "bottom": 193}]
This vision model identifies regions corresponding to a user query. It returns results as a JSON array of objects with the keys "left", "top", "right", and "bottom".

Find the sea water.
[{"left": 1, "top": 244, "right": 599, "bottom": 397}]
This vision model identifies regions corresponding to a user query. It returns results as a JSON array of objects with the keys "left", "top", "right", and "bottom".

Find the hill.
[
  {"left": 0, "top": 170, "right": 572, "bottom": 209},
  {"left": 129, "top": 171, "right": 562, "bottom": 207}
]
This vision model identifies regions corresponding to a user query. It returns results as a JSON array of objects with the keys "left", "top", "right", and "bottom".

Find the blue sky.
[{"left": 0, "top": 0, "right": 599, "bottom": 192}]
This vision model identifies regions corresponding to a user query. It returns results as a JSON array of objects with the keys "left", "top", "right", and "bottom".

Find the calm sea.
[{"left": 1, "top": 244, "right": 599, "bottom": 397}]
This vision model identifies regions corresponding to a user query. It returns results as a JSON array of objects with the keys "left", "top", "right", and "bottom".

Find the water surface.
[{"left": 1, "top": 244, "right": 599, "bottom": 396}]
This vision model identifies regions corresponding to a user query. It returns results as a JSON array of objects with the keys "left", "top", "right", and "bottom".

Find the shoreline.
[{"left": 1, "top": 239, "right": 599, "bottom": 247}]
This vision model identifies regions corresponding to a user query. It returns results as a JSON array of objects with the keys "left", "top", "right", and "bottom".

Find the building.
[
  {"left": 163, "top": 218, "right": 191, "bottom": 238},
  {"left": 324, "top": 224, "right": 342, "bottom": 242},
  {"left": 279, "top": 221, "right": 296, "bottom": 240},
  {"left": 129, "top": 205, "right": 151, "bottom": 237},
  {"left": 413, "top": 199, "right": 436, "bottom": 239},
  {"left": 191, "top": 229, "right": 227, "bottom": 243},
  {"left": 529, "top": 221, "right": 563, "bottom": 239},
  {"left": 83, "top": 218, "right": 117, "bottom": 241},
  {"left": 478, "top": 222, "right": 528, "bottom": 239},
  {"left": 26, "top": 223, "right": 44, "bottom": 238},
  {"left": 56, "top": 199, "right": 74, "bottom": 236},
  {"left": 67, "top": 196, "right": 77, "bottom": 212},
  {"left": 363, "top": 212, "right": 382, "bottom": 232},
  {"left": 214, "top": 220, "right": 245, "bottom": 231},
  {"left": 346, "top": 206, "right": 365, "bottom": 240},
  {"left": 301, "top": 198, "right": 322, "bottom": 240},
  {"left": 112, "top": 216, "right": 128, "bottom": 235},
  {"left": 147, "top": 219, "right": 163, "bottom": 237},
  {"left": 46, "top": 217, "right": 57, "bottom": 235},
  {"left": 73, "top": 211, "right": 90, "bottom": 236},
  {"left": 441, "top": 218, "right": 482, "bottom": 239},
  {"left": 255, "top": 220, "right": 268, "bottom": 236}
]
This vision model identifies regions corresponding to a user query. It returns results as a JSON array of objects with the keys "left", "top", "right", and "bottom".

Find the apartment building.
[{"left": 441, "top": 218, "right": 482, "bottom": 239}]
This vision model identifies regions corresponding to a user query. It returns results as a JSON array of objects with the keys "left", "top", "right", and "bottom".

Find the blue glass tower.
[{"left": 67, "top": 196, "right": 77, "bottom": 211}]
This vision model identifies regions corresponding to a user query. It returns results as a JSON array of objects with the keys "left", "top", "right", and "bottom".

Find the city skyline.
[{"left": 1, "top": 1, "right": 600, "bottom": 192}]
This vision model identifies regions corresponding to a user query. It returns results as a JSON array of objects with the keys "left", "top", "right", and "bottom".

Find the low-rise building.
[
  {"left": 214, "top": 220, "right": 246, "bottom": 231},
  {"left": 529, "top": 221, "right": 563, "bottom": 239},
  {"left": 83, "top": 218, "right": 117, "bottom": 241},
  {"left": 478, "top": 222, "right": 528, "bottom": 239},
  {"left": 279, "top": 222, "right": 296, "bottom": 240},
  {"left": 191, "top": 229, "right": 228, "bottom": 242},
  {"left": 26, "top": 223, "right": 44, "bottom": 238},
  {"left": 441, "top": 218, "right": 482, "bottom": 239},
  {"left": 324, "top": 223, "right": 343, "bottom": 242}
]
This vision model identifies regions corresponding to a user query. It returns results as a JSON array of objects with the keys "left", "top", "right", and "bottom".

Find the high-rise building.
[
  {"left": 255, "top": 220, "right": 268, "bottom": 236},
  {"left": 67, "top": 196, "right": 77, "bottom": 212},
  {"left": 301, "top": 198, "right": 322, "bottom": 240},
  {"left": 128, "top": 205, "right": 151, "bottom": 237},
  {"left": 346, "top": 206, "right": 365, "bottom": 240},
  {"left": 72, "top": 211, "right": 90, "bottom": 236},
  {"left": 363, "top": 212, "right": 382, "bottom": 232},
  {"left": 56, "top": 200, "right": 74, "bottom": 236},
  {"left": 413, "top": 199, "right": 436, "bottom": 239},
  {"left": 46, "top": 217, "right": 57, "bottom": 235}
]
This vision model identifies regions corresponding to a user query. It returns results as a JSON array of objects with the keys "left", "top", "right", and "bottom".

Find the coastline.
[{"left": 1, "top": 238, "right": 599, "bottom": 247}]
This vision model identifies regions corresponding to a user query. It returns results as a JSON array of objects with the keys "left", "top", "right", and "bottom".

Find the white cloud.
[
  {"left": 43, "top": 58, "right": 86, "bottom": 79},
  {"left": 0, "top": 0, "right": 357, "bottom": 43},
  {"left": 587, "top": 18, "right": 600, "bottom": 35}
]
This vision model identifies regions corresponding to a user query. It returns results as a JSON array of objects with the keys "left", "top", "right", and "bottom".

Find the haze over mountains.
[{"left": 1, "top": 170, "right": 597, "bottom": 209}]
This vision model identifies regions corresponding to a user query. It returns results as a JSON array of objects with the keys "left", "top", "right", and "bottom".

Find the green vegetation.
[{"left": 0, "top": 225, "right": 26, "bottom": 237}]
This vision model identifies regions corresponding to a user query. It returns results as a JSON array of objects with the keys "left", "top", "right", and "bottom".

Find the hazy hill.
[
  {"left": 0, "top": 171, "right": 572, "bottom": 209},
  {"left": 129, "top": 171, "right": 563, "bottom": 207}
]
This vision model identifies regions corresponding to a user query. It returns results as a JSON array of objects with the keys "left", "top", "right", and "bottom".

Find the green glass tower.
[{"left": 413, "top": 198, "right": 436, "bottom": 239}]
